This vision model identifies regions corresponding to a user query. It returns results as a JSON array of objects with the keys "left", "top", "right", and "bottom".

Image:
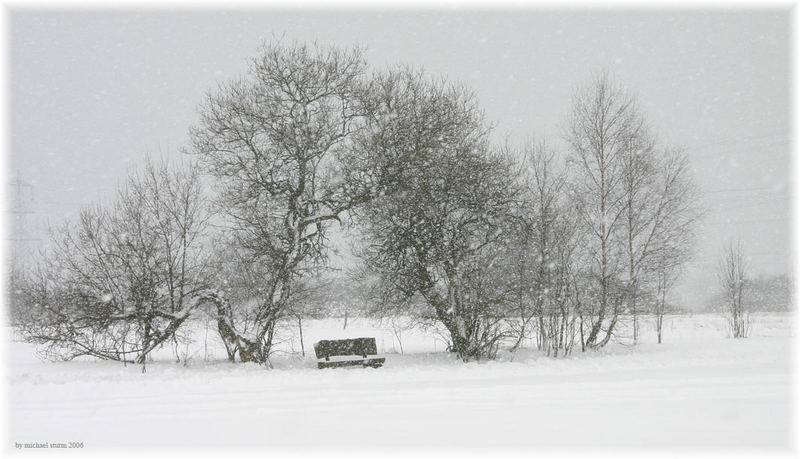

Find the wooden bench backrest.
[{"left": 313, "top": 337, "right": 378, "bottom": 359}]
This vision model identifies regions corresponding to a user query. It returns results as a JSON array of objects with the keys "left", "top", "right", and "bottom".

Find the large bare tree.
[
  {"left": 352, "top": 69, "right": 521, "bottom": 361},
  {"left": 188, "top": 41, "right": 372, "bottom": 364}
]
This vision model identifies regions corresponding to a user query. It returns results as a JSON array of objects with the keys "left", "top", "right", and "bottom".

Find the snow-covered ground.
[{"left": 4, "top": 313, "right": 795, "bottom": 452}]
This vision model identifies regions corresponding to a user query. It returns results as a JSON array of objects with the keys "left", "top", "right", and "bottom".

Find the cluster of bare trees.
[
  {"left": 11, "top": 41, "right": 703, "bottom": 367},
  {"left": 352, "top": 72, "right": 701, "bottom": 359},
  {"left": 504, "top": 142, "right": 581, "bottom": 357},
  {"left": 562, "top": 74, "right": 701, "bottom": 349},
  {"left": 494, "top": 80, "right": 702, "bottom": 356}
]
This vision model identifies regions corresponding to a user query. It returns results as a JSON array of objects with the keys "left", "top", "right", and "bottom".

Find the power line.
[
  {"left": 703, "top": 216, "right": 789, "bottom": 226},
  {"left": 702, "top": 186, "right": 787, "bottom": 194},
  {"left": 689, "top": 129, "right": 789, "bottom": 152},
  {"left": 693, "top": 139, "right": 790, "bottom": 157}
]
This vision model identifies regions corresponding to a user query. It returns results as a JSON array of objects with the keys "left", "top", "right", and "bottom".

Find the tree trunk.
[
  {"left": 138, "top": 322, "right": 151, "bottom": 373},
  {"left": 298, "top": 316, "right": 305, "bottom": 357},
  {"left": 632, "top": 295, "right": 638, "bottom": 345},
  {"left": 657, "top": 316, "right": 663, "bottom": 344},
  {"left": 204, "top": 317, "right": 209, "bottom": 362},
  {"left": 588, "top": 145, "right": 609, "bottom": 349},
  {"left": 579, "top": 314, "right": 586, "bottom": 352}
]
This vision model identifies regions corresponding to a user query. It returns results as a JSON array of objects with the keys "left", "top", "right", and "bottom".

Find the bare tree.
[
  {"left": 565, "top": 73, "right": 700, "bottom": 349},
  {"left": 652, "top": 265, "right": 678, "bottom": 344},
  {"left": 619, "top": 126, "right": 656, "bottom": 344},
  {"left": 566, "top": 73, "right": 648, "bottom": 348},
  {"left": 644, "top": 148, "right": 701, "bottom": 343},
  {"left": 188, "top": 41, "right": 372, "bottom": 364},
  {"left": 505, "top": 141, "right": 580, "bottom": 357},
  {"left": 352, "top": 69, "right": 521, "bottom": 361},
  {"left": 16, "top": 159, "right": 213, "bottom": 371},
  {"left": 718, "top": 242, "right": 750, "bottom": 338}
]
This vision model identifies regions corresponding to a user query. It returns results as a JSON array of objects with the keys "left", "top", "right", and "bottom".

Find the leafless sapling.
[{"left": 718, "top": 242, "right": 751, "bottom": 338}]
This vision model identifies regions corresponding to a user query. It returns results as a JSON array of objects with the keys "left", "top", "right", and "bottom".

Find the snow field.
[{"left": 5, "top": 313, "right": 794, "bottom": 451}]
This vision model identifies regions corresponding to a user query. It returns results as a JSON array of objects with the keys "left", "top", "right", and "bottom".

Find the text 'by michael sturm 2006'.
[{"left": 14, "top": 441, "right": 83, "bottom": 449}]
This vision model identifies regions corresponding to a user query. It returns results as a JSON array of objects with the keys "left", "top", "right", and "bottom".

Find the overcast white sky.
[{"left": 7, "top": 8, "right": 791, "bottom": 308}]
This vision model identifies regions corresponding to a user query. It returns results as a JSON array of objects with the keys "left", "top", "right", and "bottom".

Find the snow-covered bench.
[{"left": 313, "top": 337, "right": 385, "bottom": 369}]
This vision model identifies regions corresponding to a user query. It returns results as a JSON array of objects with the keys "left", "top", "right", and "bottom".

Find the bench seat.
[
  {"left": 313, "top": 337, "right": 385, "bottom": 369},
  {"left": 317, "top": 356, "right": 386, "bottom": 369}
]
